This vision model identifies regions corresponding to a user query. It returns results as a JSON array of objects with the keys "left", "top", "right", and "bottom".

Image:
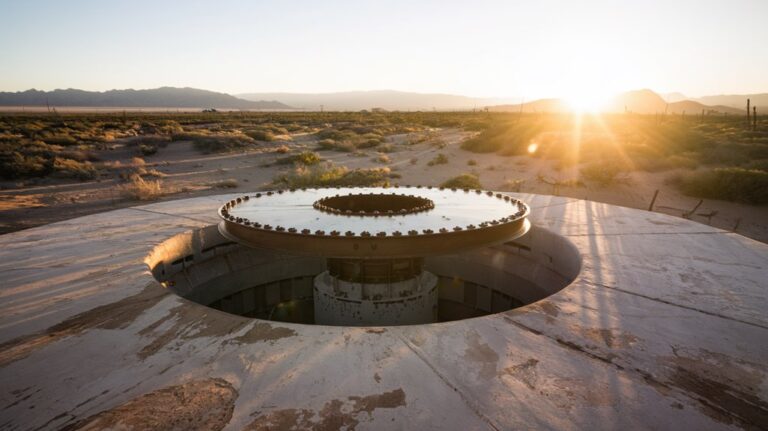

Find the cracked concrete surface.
[{"left": 0, "top": 193, "right": 766, "bottom": 430}]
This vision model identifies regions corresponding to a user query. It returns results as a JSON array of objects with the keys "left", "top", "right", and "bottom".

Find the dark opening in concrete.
[{"left": 146, "top": 224, "right": 581, "bottom": 326}]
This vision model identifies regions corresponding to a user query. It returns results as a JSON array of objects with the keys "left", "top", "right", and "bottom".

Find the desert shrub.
[
  {"left": 410, "top": 158, "right": 418, "bottom": 165},
  {"left": 275, "top": 162, "right": 390, "bottom": 188},
  {"left": 52, "top": 158, "right": 97, "bottom": 180},
  {"left": 500, "top": 179, "right": 525, "bottom": 192},
  {"left": 378, "top": 143, "right": 396, "bottom": 153},
  {"left": 244, "top": 129, "right": 275, "bottom": 141},
  {"left": 316, "top": 128, "right": 358, "bottom": 142},
  {"left": 209, "top": 178, "right": 239, "bottom": 189},
  {"left": 441, "top": 173, "right": 482, "bottom": 189},
  {"left": 276, "top": 151, "right": 322, "bottom": 166},
  {"left": 317, "top": 139, "right": 337, "bottom": 150},
  {"left": 139, "top": 144, "right": 158, "bottom": 156},
  {"left": 743, "top": 159, "right": 768, "bottom": 172},
  {"left": 59, "top": 149, "right": 100, "bottom": 162},
  {"left": 120, "top": 174, "right": 164, "bottom": 200},
  {"left": 671, "top": 168, "right": 768, "bottom": 204},
  {"left": 317, "top": 138, "right": 355, "bottom": 152},
  {"left": 467, "top": 159, "right": 477, "bottom": 166},
  {"left": 357, "top": 139, "right": 382, "bottom": 149},
  {"left": 0, "top": 151, "right": 52, "bottom": 179},
  {"left": 191, "top": 134, "right": 255, "bottom": 153},
  {"left": 580, "top": 162, "right": 625, "bottom": 186},
  {"left": 376, "top": 154, "right": 391, "bottom": 164},
  {"left": 427, "top": 153, "right": 449, "bottom": 166},
  {"left": 43, "top": 134, "right": 78, "bottom": 146},
  {"left": 275, "top": 145, "right": 291, "bottom": 154}
]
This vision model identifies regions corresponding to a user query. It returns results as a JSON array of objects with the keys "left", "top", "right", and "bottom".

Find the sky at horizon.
[{"left": 1, "top": 0, "right": 767, "bottom": 100}]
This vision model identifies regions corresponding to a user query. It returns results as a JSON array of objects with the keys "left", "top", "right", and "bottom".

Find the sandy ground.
[{"left": 1, "top": 128, "right": 767, "bottom": 243}]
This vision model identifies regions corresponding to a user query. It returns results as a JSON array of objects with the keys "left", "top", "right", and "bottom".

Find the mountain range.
[
  {"left": 489, "top": 89, "right": 747, "bottom": 115},
  {"left": 0, "top": 86, "right": 762, "bottom": 114},
  {"left": 237, "top": 90, "right": 519, "bottom": 111},
  {"left": 0, "top": 87, "right": 290, "bottom": 110}
]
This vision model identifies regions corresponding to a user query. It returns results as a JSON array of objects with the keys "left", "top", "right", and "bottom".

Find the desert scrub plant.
[
  {"left": 52, "top": 158, "right": 97, "bottom": 180},
  {"left": 317, "top": 138, "right": 356, "bottom": 152},
  {"left": 427, "top": 153, "right": 449, "bottom": 166},
  {"left": 119, "top": 174, "right": 165, "bottom": 201},
  {"left": 139, "top": 144, "right": 158, "bottom": 156},
  {"left": 378, "top": 143, "right": 396, "bottom": 153},
  {"left": 579, "top": 162, "right": 626, "bottom": 186},
  {"left": 500, "top": 179, "right": 525, "bottom": 192},
  {"left": 173, "top": 131, "right": 256, "bottom": 153},
  {"left": 274, "top": 162, "right": 390, "bottom": 188},
  {"left": 0, "top": 151, "right": 52, "bottom": 179},
  {"left": 375, "top": 153, "right": 391, "bottom": 164},
  {"left": 440, "top": 173, "right": 482, "bottom": 189},
  {"left": 275, "top": 145, "right": 291, "bottom": 154},
  {"left": 276, "top": 151, "right": 322, "bottom": 166},
  {"left": 467, "top": 159, "right": 477, "bottom": 166},
  {"left": 670, "top": 167, "right": 768, "bottom": 204},
  {"left": 244, "top": 129, "right": 276, "bottom": 141},
  {"left": 209, "top": 178, "right": 239, "bottom": 189}
]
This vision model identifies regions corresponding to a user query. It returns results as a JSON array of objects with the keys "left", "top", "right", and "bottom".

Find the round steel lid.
[{"left": 218, "top": 186, "right": 530, "bottom": 258}]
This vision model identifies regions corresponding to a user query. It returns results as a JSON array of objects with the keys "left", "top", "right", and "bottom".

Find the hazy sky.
[{"left": 1, "top": 0, "right": 766, "bottom": 99}]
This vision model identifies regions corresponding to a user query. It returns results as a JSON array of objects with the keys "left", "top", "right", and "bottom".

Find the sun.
[{"left": 563, "top": 90, "right": 610, "bottom": 113}]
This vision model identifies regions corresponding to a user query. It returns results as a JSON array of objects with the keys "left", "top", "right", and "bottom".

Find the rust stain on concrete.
[
  {"left": 246, "top": 388, "right": 406, "bottom": 431},
  {"left": 463, "top": 330, "right": 499, "bottom": 379},
  {"left": 503, "top": 358, "right": 540, "bottom": 389},
  {"left": 232, "top": 322, "right": 298, "bottom": 344},
  {"left": 657, "top": 347, "right": 768, "bottom": 429},
  {"left": 63, "top": 378, "right": 237, "bottom": 431},
  {"left": 0, "top": 283, "right": 169, "bottom": 367},
  {"left": 138, "top": 306, "right": 296, "bottom": 359}
]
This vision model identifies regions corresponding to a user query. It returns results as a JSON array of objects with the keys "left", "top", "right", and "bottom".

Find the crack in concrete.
[
  {"left": 503, "top": 316, "right": 767, "bottom": 429},
  {"left": 563, "top": 230, "right": 727, "bottom": 237},
  {"left": 396, "top": 333, "right": 500, "bottom": 431},
  {"left": 127, "top": 207, "right": 213, "bottom": 224},
  {"left": 583, "top": 280, "right": 768, "bottom": 331}
]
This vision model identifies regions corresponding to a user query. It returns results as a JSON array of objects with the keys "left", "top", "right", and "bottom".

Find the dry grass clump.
[
  {"left": 244, "top": 129, "right": 275, "bottom": 141},
  {"left": 275, "top": 151, "right": 322, "bottom": 166},
  {"left": 440, "top": 173, "right": 482, "bottom": 189},
  {"left": 275, "top": 145, "right": 291, "bottom": 154},
  {"left": 119, "top": 174, "right": 165, "bottom": 200},
  {"left": 209, "top": 178, "right": 239, "bottom": 189},
  {"left": 316, "top": 138, "right": 357, "bottom": 152},
  {"left": 274, "top": 162, "right": 391, "bottom": 188},
  {"left": 52, "top": 158, "right": 97, "bottom": 180},
  {"left": 378, "top": 143, "right": 396, "bottom": 153},
  {"left": 500, "top": 179, "right": 525, "bottom": 192},
  {"left": 579, "top": 162, "right": 628, "bottom": 186},
  {"left": 427, "top": 153, "right": 449, "bottom": 166},
  {"left": 314, "top": 128, "right": 386, "bottom": 152},
  {"left": 173, "top": 131, "right": 256, "bottom": 153},
  {"left": 375, "top": 153, "right": 391, "bottom": 164}
]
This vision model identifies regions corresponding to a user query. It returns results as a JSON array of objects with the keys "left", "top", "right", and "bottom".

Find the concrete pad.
[{"left": 0, "top": 193, "right": 766, "bottom": 430}]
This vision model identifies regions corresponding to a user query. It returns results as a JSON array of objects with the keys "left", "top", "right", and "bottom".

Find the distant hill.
[
  {"left": 237, "top": 90, "right": 519, "bottom": 111},
  {"left": 488, "top": 89, "right": 744, "bottom": 115},
  {"left": 0, "top": 87, "right": 292, "bottom": 110},
  {"left": 662, "top": 92, "right": 688, "bottom": 103},
  {"left": 487, "top": 98, "right": 569, "bottom": 113},
  {"left": 692, "top": 93, "right": 768, "bottom": 110},
  {"left": 610, "top": 89, "right": 743, "bottom": 114}
]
